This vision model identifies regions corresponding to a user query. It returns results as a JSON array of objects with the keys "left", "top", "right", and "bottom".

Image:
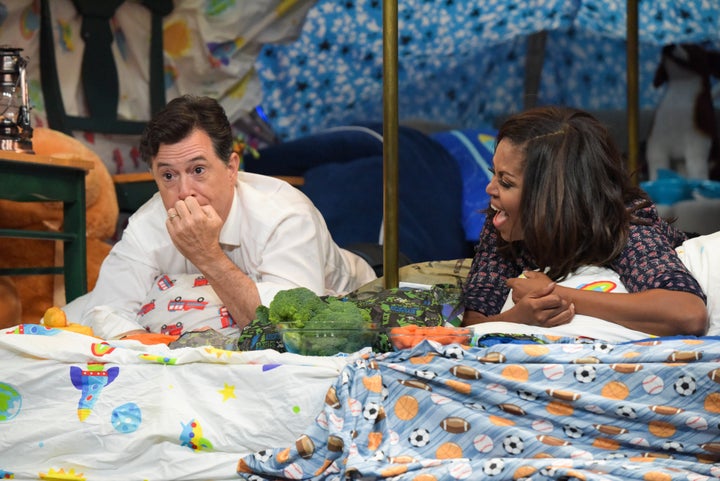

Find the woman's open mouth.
[{"left": 490, "top": 204, "right": 509, "bottom": 230}]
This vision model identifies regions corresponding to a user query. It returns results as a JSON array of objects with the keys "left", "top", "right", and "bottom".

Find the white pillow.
[
  {"left": 470, "top": 266, "right": 651, "bottom": 342},
  {"left": 676, "top": 230, "right": 720, "bottom": 336},
  {"left": 135, "top": 274, "right": 239, "bottom": 336}
]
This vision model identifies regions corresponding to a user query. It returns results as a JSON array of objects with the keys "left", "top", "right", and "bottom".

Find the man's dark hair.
[{"left": 139, "top": 95, "right": 234, "bottom": 166}]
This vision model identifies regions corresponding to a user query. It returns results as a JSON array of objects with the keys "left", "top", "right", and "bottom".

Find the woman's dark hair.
[
  {"left": 139, "top": 95, "right": 234, "bottom": 166},
  {"left": 495, "top": 106, "right": 650, "bottom": 280}
]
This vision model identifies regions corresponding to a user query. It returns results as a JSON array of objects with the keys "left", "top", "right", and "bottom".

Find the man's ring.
[{"left": 168, "top": 213, "right": 179, "bottom": 220}]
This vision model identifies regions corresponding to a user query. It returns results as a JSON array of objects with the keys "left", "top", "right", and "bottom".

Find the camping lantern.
[{"left": 0, "top": 45, "right": 33, "bottom": 153}]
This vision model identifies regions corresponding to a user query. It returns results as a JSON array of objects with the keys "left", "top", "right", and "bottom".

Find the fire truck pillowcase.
[{"left": 135, "top": 274, "right": 238, "bottom": 337}]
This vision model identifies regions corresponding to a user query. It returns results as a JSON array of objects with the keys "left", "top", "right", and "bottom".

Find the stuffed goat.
[{"left": 646, "top": 43, "right": 720, "bottom": 180}]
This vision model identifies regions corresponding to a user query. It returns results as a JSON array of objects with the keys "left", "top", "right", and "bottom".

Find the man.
[{"left": 66, "top": 95, "right": 376, "bottom": 339}]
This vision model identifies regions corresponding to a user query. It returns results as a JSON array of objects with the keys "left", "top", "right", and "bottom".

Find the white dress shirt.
[{"left": 66, "top": 172, "right": 376, "bottom": 338}]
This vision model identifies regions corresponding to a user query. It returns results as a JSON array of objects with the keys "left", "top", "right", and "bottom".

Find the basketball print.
[
  {"left": 501, "top": 365, "right": 529, "bottom": 382},
  {"left": 600, "top": 381, "right": 630, "bottom": 400},
  {"left": 436, "top": 441, "right": 463, "bottom": 459},
  {"left": 704, "top": 392, "right": 720, "bottom": 413},
  {"left": 394, "top": 395, "right": 419, "bottom": 421}
]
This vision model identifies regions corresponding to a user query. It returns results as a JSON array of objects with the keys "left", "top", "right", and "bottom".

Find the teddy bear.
[{"left": 0, "top": 127, "right": 119, "bottom": 327}]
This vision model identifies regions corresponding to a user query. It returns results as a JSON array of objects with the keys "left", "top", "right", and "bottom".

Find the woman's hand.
[
  {"left": 507, "top": 270, "right": 551, "bottom": 302},
  {"left": 462, "top": 280, "right": 575, "bottom": 327},
  {"left": 507, "top": 279, "right": 575, "bottom": 328}
]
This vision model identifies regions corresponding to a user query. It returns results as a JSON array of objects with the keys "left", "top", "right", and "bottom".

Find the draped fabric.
[
  {"left": 255, "top": 0, "right": 720, "bottom": 141},
  {"left": 0, "top": 0, "right": 316, "bottom": 174}
]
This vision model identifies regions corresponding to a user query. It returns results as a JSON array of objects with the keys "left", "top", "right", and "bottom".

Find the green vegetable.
[
  {"left": 303, "top": 297, "right": 372, "bottom": 329},
  {"left": 254, "top": 304, "right": 270, "bottom": 324},
  {"left": 268, "top": 287, "right": 328, "bottom": 328},
  {"left": 268, "top": 287, "right": 372, "bottom": 329},
  {"left": 265, "top": 287, "right": 376, "bottom": 355}
]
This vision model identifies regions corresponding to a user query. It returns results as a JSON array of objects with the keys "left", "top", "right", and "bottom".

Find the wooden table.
[{"left": 0, "top": 151, "right": 94, "bottom": 303}]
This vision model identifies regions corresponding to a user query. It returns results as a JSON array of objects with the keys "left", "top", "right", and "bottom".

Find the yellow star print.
[{"left": 219, "top": 383, "right": 236, "bottom": 402}]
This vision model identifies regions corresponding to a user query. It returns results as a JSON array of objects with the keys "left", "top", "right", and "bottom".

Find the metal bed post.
[
  {"left": 382, "top": 0, "right": 400, "bottom": 288},
  {"left": 626, "top": 0, "right": 640, "bottom": 184}
]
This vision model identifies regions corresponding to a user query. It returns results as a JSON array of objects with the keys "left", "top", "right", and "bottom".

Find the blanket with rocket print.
[
  {"left": 0, "top": 324, "right": 354, "bottom": 481},
  {"left": 237, "top": 337, "right": 720, "bottom": 480}
]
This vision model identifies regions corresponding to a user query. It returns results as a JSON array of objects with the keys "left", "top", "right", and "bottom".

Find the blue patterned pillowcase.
[{"left": 431, "top": 128, "right": 497, "bottom": 242}]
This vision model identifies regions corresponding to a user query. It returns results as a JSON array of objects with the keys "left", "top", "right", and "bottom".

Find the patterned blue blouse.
[{"left": 462, "top": 201, "right": 706, "bottom": 315}]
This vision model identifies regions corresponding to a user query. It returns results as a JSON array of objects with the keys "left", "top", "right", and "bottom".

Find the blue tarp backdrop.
[{"left": 254, "top": 0, "right": 720, "bottom": 142}]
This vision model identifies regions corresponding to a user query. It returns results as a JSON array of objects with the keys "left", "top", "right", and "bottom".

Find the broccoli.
[
  {"left": 298, "top": 299, "right": 374, "bottom": 355},
  {"left": 303, "top": 297, "right": 371, "bottom": 329},
  {"left": 254, "top": 304, "right": 270, "bottom": 324},
  {"left": 267, "top": 288, "right": 377, "bottom": 355},
  {"left": 268, "top": 287, "right": 327, "bottom": 328}
]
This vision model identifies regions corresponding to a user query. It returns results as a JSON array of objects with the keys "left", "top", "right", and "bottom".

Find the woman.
[{"left": 462, "top": 106, "right": 708, "bottom": 338}]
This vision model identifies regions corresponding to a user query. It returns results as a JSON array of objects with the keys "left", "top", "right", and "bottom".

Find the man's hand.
[
  {"left": 166, "top": 196, "right": 224, "bottom": 265},
  {"left": 165, "top": 196, "right": 261, "bottom": 329}
]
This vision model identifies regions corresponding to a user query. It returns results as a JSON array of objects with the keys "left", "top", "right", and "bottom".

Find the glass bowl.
[
  {"left": 388, "top": 326, "right": 471, "bottom": 351},
  {"left": 279, "top": 323, "right": 380, "bottom": 356}
]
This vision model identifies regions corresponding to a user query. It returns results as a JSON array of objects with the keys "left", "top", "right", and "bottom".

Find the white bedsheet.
[{"left": 677, "top": 230, "right": 720, "bottom": 335}]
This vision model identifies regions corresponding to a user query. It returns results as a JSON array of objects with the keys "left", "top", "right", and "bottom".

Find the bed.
[
  {"left": 2, "top": 1, "right": 719, "bottom": 478},
  {"left": 1, "top": 230, "right": 718, "bottom": 480},
  {"left": 2, "top": 194, "right": 718, "bottom": 481},
  {"left": 2, "top": 324, "right": 720, "bottom": 481}
]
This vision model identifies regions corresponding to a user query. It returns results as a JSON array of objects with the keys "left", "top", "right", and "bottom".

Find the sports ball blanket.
[{"left": 238, "top": 337, "right": 720, "bottom": 480}]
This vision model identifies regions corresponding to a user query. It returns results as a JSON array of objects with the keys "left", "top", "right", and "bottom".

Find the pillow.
[
  {"left": 135, "top": 274, "right": 239, "bottom": 336},
  {"left": 431, "top": 128, "right": 497, "bottom": 242},
  {"left": 469, "top": 266, "right": 651, "bottom": 342},
  {"left": 676, "top": 230, "right": 720, "bottom": 336}
]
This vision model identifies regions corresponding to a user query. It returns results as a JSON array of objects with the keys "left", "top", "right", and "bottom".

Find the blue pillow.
[{"left": 431, "top": 128, "right": 496, "bottom": 242}]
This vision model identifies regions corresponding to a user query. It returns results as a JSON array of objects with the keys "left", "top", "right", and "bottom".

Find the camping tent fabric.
[
  {"left": 255, "top": 0, "right": 720, "bottom": 142},
  {"left": 1, "top": 1, "right": 718, "bottom": 171},
  {"left": 0, "top": 0, "right": 316, "bottom": 175}
]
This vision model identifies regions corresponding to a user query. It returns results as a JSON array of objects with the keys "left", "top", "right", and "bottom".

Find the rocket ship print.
[{"left": 70, "top": 362, "right": 119, "bottom": 421}]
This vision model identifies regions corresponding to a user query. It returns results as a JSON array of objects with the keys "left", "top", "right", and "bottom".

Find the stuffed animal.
[
  {"left": 0, "top": 127, "right": 119, "bottom": 327},
  {"left": 646, "top": 43, "right": 720, "bottom": 181}
]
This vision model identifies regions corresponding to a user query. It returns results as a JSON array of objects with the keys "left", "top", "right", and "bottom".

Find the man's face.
[{"left": 151, "top": 128, "right": 238, "bottom": 222}]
